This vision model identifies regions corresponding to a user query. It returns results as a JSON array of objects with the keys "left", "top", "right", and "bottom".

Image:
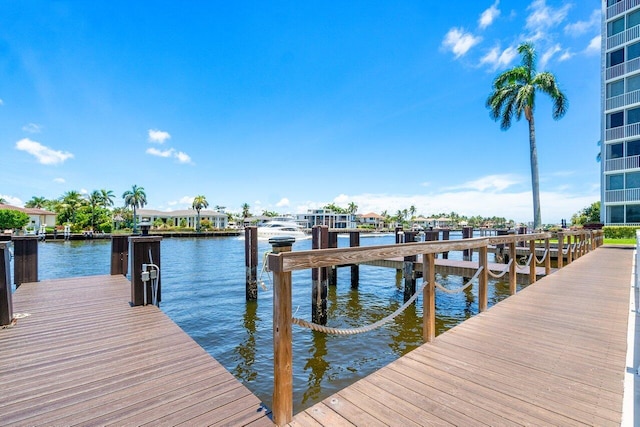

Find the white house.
[
  {"left": 0, "top": 204, "right": 57, "bottom": 231},
  {"left": 357, "top": 212, "right": 385, "bottom": 230},
  {"left": 136, "top": 208, "right": 228, "bottom": 230},
  {"left": 296, "top": 209, "right": 357, "bottom": 229}
]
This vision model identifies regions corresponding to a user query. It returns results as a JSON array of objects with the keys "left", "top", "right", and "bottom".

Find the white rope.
[
  {"left": 258, "top": 250, "right": 272, "bottom": 291},
  {"left": 515, "top": 254, "right": 534, "bottom": 271},
  {"left": 534, "top": 249, "right": 548, "bottom": 265},
  {"left": 292, "top": 279, "right": 427, "bottom": 335},
  {"left": 487, "top": 259, "right": 513, "bottom": 279},
  {"left": 434, "top": 266, "right": 483, "bottom": 294}
]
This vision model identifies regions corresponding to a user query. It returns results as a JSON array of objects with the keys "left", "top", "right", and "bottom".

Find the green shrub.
[{"left": 603, "top": 226, "right": 640, "bottom": 239}]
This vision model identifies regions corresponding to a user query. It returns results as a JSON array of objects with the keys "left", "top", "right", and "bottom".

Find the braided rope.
[
  {"left": 292, "top": 280, "right": 427, "bottom": 335},
  {"left": 487, "top": 259, "right": 512, "bottom": 279},
  {"left": 534, "top": 249, "right": 548, "bottom": 265},
  {"left": 515, "top": 254, "right": 534, "bottom": 271},
  {"left": 434, "top": 266, "right": 483, "bottom": 294}
]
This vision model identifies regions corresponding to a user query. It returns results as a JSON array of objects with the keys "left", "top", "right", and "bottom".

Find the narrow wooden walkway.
[
  {"left": 0, "top": 274, "right": 273, "bottom": 426},
  {"left": 291, "top": 246, "right": 633, "bottom": 426}
]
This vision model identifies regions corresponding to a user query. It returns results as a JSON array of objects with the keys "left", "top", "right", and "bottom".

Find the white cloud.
[
  {"left": 444, "top": 174, "right": 522, "bottom": 192},
  {"left": 80, "top": 188, "right": 88, "bottom": 195},
  {"left": 0, "top": 194, "right": 23, "bottom": 206},
  {"left": 148, "top": 129, "right": 171, "bottom": 144},
  {"left": 146, "top": 147, "right": 174, "bottom": 158},
  {"left": 585, "top": 35, "right": 600, "bottom": 55},
  {"left": 480, "top": 45, "right": 517, "bottom": 70},
  {"left": 276, "top": 198, "right": 290, "bottom": 207},
  {"left": 539, "top": 44, "right": 562, "bottom": 69},
  {"left": 22, "top": 123, "right": 42, "bottom": 133},
  {"left": 15, "top": 138, "right": 74, "bottom": 165},
  {"left": 479, "top": 1, "right": 500, "bottom": 30},
  {"left": 564, "top": 9, "right": 600, "bottom": 36},
  {"left": 53, "top": 177, "right": 65, "bottom": 183},
  {"left": 526, "top": 0, "right": 571, "bottom": 34},
  {"left": 175, "top": 151, "right": 192, "bottom": 164},
  {"left": 558, "top": 49, "right": 573, "bottom": 62},
  {"left": 442, "top": 28, "right": 482, "bottom": 58},
  {"left": 0, "top": 99, "right": 4, "bottom": 105}
]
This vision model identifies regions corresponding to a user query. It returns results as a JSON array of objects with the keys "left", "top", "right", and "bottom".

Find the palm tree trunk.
[{"left": 528, "top": 116, "right": 541, "bottom": 230}]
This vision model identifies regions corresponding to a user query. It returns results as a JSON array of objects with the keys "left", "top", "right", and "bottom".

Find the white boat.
[{"left": 257, "top": 220, "right": 309, "bottom": 241}]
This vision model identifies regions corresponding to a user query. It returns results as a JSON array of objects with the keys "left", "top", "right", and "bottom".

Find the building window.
[
  {"left": 608, "top": 48, "right": 625, "bottom": 67},
  {"left": 628, "top": 74, "right": 640, "bottom": 93},
  {"left": 607, "top": 0, "right": 622, "bottom": 5},
  {"left": 627, "top": 205, "right": 640, "bottom": 222},
  {"left": 629, "top": 42, "right": 640, "bottom": 61},
  {"left": 628, "top": 172, "right": 640, "bottom": 188},
  {"left": 608, "top": 111, "right": 624, "bottom": 128},
  {"left": 628, "top": 139, "right": 640, "bottom": 156},
  {"left": 629, "top": 107, "right": 640, "bottom": 124},
  {"left": 607, "top": 79, "right": 624, "bottom": 98},
  {"left": 607, "top": 174, "right": 624, "bottom": 190},
  {"left": 609, "top": 142, "right": 624, "bottom": 159},
  {"left": 608, "top": 17, "right": 625, "bottom": 36},
  {"left": 608, "top": 205, "right": 624, "bottom": 223},
  {"left": 629, "top": 9, "right": 640, "bottom": 28}
]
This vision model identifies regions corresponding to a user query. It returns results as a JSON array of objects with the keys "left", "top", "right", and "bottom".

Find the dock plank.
[
  {"left": 291, "top": 246, "right": 632, "bottom": 426},
  {"left": 0, "top": 274, "right": 272, "bottom": 427}
]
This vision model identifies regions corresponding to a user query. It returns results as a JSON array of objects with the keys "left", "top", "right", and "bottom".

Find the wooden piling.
[
  {"left": 422, "top": 252, "right": 435, "bottom": 342},
  {"left": 441, "top": 229, "right": 449, "bottom": 259},
  {"left": 269, "top": 237, "right": 295, "bottom": 426},
  {"left": 403, "top": 231, "right": 417, "bottom": 302},
  {"left": 244, "top": 226, "right": 258, "bottom": 300},
  {"left": 0, "top": 242, "right": 12, "bottom": 326},
  {"left": 311, "top": 225, "right": 328, "bottom": 325},
  {"left": 129, "top": 235, "right": 162, "bottom": 306},
  {"left": 508, "top": 241, "right": 517, "bottom": 295},
  {"left": 462, "top": 227, "right": 473, "bottom": 261},
  {"left": 478, "top": 246, "right": 488, "bottom": 312},
  {"left": 12, "top": 235, "right": 38, "bottom": 287},
  {"left": 557, "top": 231, "right": 564, "bottom": 269},
  {"left": 110, "top": 235, "right": 129, "bottom": 276},
  {"left": 529, "top": 239, "right": 537, "bottom": 284},
  {"left": 328, "top": 231, "right": 339, "bottom": 286},
  {"left": 349, "top": 231, "right": 360, "bottom": 288}
]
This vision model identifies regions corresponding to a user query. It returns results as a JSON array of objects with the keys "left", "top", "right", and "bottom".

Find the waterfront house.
[
  {"left": 136, "top": 208, "right": 228, "bottom": 230},
  {"left": 296, "top": 209, "right": 357, "bottom": 229},
  {"left": 0, "top": 203, "right": 57, "bottom": 232},
  {"left": 357, "top": 212, "right": 386, "bottom": 230}
]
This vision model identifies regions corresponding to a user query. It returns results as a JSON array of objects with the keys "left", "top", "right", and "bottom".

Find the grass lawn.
[{"left": 604, "top": 238, "right": 636, "bottom": 245}]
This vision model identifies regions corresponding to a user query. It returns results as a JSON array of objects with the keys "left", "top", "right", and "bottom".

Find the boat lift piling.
[
  {"left": 244, "top": 226, "right": 258, "bottom": 301},
  {"left": 311, "top": 225, "right": 329, "bottom": 325}
]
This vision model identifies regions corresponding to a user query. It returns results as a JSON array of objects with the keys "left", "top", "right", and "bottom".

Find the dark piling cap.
[{"left": 268, "top": 236, "right": 296, "bottom": 247}]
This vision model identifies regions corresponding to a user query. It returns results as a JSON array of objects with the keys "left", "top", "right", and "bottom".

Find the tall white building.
[{"left": 602, "top": 0, "right": 640, "bottom": 225}]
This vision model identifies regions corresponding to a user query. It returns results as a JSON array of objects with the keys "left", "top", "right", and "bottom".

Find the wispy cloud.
[
  {"left": 479, "top": 1, "right": 500, "bottom": 30},
  {"left": 0, "top": 194, "right": 22, "bottom": 206},
  {"left": 564, "top": 9, "right": 600, "bottom": 36},
  {"left": 444, "top": 174, "right": 522, "bottom": 192},
  {"left": 15, "top": 138, "right": 74, "bottom": 165},
  {"left": 525, "top": 0, "right": 571, "bottom": 34},
  {"left": 53, "top": 177, "right": 66, "bottom": 183},
  {"left": 585, "top": 35, "right": 600, "bottom": 55},
  {"left": 539, "top": 43, "right": 562, "bottom": 69},
  {"left": 480, "top": 45, "right": 517, "bottom": 70},
  {"left": 276, "top": 198, "right": 290, "bottom": 207},
  {"left": 146, "top": 147, "right": 193, "bottom": 164},
  {"left": 442, "top": 28, "right": 482, "bottom": 58},
  {"left": 22, "top": 123, "right": 42, "bottom": 133},
  {"left": 148, "top": 129, "right": 171, "bottom": 144},
  {"left": 0, "top": 99, "right": 4, "bottom": 106}
]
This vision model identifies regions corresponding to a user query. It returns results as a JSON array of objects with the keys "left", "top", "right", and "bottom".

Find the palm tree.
[
  {"left": 25, "top": 196, "right": 48, "bottom": 208},
  {"left": 0, "top": 197, "right": 6, "bottom": 204},
  {"left": 122, "top": 185, "right": 147, "bottom": 233},
  {"left": 486, "top": 42, "right": 567, "bottom": 230},
  {"left": 59, "top": 191, "right": 85, "bottom": 225},
  {"left": 192, "top": 195, "right": 209, "bottom": 232},
  {"left": 347, "top": 202, "right": 358, "bottom": 214},
  {"left": 87, "top": 190, "right": 102, "bottom": 229},
  {"left": 241, "top": 203, "right": 251, "bottom": 218},
  {"left": 99, "top": 189, "right": 115, "bottom": 208}
]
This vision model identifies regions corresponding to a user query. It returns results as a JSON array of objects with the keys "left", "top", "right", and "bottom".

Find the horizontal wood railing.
[{"left": 267, "top": 229, "right": 603, "bottom": 425}]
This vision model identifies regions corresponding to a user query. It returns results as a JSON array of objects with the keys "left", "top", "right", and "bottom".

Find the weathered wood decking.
[
  {"left": 290, "top": 246, "right": 633, "bottom": 426},
  {"left": 0, "top": 274, "right": 273, "bottom": 426}
]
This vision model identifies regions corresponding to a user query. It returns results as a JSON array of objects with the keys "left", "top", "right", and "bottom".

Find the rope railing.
[
  {"left": 515, "top": 253, "right": 534, "bottom": 271},
  {"left": 534, "top": 248, "right": 549, "bottom": 265},
  {"left": 434, "top": 266, "right": 483, "bottom": 294},
  {"left": 487, "top": 259, "right": 513, "bottom": 279}
]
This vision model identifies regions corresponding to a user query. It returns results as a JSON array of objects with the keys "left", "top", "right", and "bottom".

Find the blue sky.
[{"left": 1, "top": 0, "right": 601, "bottom": 224}]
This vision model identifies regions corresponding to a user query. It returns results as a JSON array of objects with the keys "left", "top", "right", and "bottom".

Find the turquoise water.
[{"left": 15, "top": 234, "right": 518, "bottom": 413}]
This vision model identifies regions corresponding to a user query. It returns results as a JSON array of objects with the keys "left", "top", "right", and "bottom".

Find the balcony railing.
[
  {"left": 606, "top": 122, "right": 640, "bottom": 141},
  {"left": 606, "top": 154, "right": 640, "bottom": 171},
  {"left": 607, "top": 25, "right": 640, "bottom": 49},
  {"left": 607, "top": 0, "right": 640, "bottom": 19},
  {"left": 606, "top": 57, "right": 640, "bottom": 80},
  {"left": 605, "top": 187, "right": 640, "bottom": 202},
  {"left": 605, "top": 88, "right": 640, "bottom": 110}
]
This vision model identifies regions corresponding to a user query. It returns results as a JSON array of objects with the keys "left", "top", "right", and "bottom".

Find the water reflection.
[{"left": 233, "top": 300, "right": 259, "bottom": 383}]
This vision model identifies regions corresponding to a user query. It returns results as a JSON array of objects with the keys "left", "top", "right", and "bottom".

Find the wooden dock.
[
  {"left": 0, "top": 274, "right": 273, "bottom": 426},
  {"left": 290, "top": 246, "right": 633, "bottom": 426}
]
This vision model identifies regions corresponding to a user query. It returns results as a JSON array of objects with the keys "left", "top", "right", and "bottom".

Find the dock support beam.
[
  {"left": 328, "top": 231, "right": 338, "bottom": 286},
  {"left": 462, "top": 227, "right": 473, "bottom": 261},
  {"left": 350, "top": 231, "right": 360, "bottom": 288},
  {"left": 311, "top": 226, "right": 328, "bottom": 325},
  {"left": 12, "top": 236, "right": 38, "bottom": 287},
  {"left": 110, "top": 235, "right": 129, "bottom": 276},
  {"left": 402, "top": 231, "right": 417, "bottom": 302},
  {"left": 129, "top": 235, "right": 162, "bottom": 306},
  {"left": 245, "top": 226, "right": 258, "bottom": 300},
  {"left": 0, "top": 242, "right": 12, "bottom": 326},
  {"left": 423, "top": 252, "right": 435, "bottom": 342}
]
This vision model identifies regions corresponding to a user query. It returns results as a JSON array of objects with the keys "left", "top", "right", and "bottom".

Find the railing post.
[
  {"left": 422, "top": 252, "right": 435, "bottom": 342},
  {"left": 0, "top": 242, "right": 13, "bottom": 326},
  {"left": 244, "top": 226, "right": 258, "bottom": 300},
  {"left": 12, "top": 235, "right": 38, "bottom": 287},
  {"left": 478, "top": 245, "right": 488, "bottom": 312},
  {"left": 557, "top": 231, "right": 564, "bottom": 269},
  {"left": 566, "top": 235, "right": 573, "bottom": 265},
  {"left": 508, "top": 241, "right": 517, "bottom": 295},
  {"left": 270, "top": 237, "right": 294, "bottom": 426},
  {"left": 110, "top": 234, "right": 129, "bottom": 276},
  {"left": 544, "top": 238, "right": 551, "bottom": 275},
  {"left": 529, "top": 238, "right": 537, "bottom": 284}
]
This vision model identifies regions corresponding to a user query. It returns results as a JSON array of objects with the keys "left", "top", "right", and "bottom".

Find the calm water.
[{"left": 11, "top": 233, "right": 522, "bottom": 412}]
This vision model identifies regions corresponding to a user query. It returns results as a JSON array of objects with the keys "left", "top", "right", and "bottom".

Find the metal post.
[{"left": 0, "top": 242, "right": 13, "bottom": 326}]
